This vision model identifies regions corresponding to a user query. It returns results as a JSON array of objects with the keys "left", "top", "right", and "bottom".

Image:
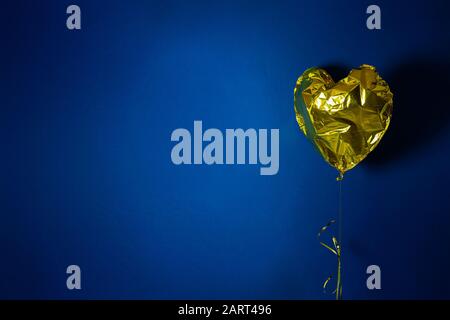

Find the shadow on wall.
[
  {"left": 365, "top": 57, "right": 450, "bottom": 167},
  {"left": 365, "top": 57, "right": 450, "bottom": 298},
  {"left": 321, "top": 64, "right": 349, "bottom": 82}
]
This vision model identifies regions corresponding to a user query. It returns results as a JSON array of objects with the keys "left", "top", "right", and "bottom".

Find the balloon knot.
[{"left": 336, "top": 172, "right": 344, "bottom": 181}]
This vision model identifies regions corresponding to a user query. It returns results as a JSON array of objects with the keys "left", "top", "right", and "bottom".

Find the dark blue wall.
[{"left": 2, "top": 0, "right": 450, "bottom": 299}]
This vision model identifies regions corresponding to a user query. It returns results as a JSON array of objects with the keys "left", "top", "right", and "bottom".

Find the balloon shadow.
[
  {"left": 322, "top": 63, "right": 349, "bottom": 81},
  {"left": 362, "top": 56, "right": 450, "bottom": 297},
  {"left": 364, "top": 57, "right": 450, "bottom": 167}
]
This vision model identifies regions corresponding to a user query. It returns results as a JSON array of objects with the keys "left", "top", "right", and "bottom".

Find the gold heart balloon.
[{"left": 294, "top": 64, "right": 393, "bottom": 178}]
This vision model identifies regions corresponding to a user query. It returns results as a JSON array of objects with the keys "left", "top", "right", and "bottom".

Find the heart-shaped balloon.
[{"left": 294, "top": 64, "right": 393, "bottom": 177}]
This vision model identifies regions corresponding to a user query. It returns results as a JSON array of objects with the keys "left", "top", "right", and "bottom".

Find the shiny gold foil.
[{"left": 294, "top": 65, "right": 393, "bottom": 176}]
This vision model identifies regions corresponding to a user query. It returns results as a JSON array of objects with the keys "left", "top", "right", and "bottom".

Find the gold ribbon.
[{"left": 318, "top": 219, "right": 342, "bottom": 300}]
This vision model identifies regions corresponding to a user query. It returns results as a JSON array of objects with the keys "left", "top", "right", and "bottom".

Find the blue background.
[{"left": 2, "top": 0, "right": 450, "bottom": 299}]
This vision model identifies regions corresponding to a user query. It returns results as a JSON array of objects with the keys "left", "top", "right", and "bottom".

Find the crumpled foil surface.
[{"left": 294, "top": 64, "right": 393, "bottom": 175}]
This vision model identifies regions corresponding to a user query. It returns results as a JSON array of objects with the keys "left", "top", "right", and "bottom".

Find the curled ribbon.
[{"left": 318, "top": 219, "right": 342, "bottom": 300}]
